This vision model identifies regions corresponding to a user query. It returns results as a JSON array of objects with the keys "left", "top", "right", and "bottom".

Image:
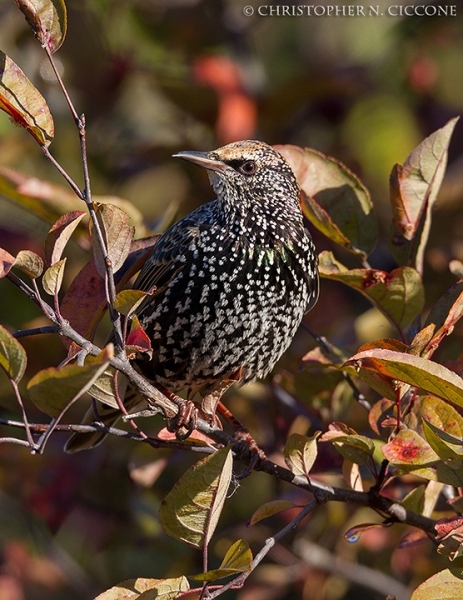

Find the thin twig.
[
  {"left": 13, "top": 325, "right": 59, "bottom": 338},
  {"left": 10, "top": 380, "right": 36, "bottom": 451},
  {"left": 207, "top": 500, "right": 318, "bottom": 598}
]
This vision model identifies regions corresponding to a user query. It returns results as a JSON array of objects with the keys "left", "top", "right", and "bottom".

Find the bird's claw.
[
  {"left": 167, "top": 399, "right": 199, "bottom": 440},
  {"left": 233, "top": 426, "right": 267, "bottom": 478}
]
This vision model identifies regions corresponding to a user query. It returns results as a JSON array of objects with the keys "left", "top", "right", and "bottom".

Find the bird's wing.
[{"left": 132, "top": 202, "right": 216, "bottom": 308}]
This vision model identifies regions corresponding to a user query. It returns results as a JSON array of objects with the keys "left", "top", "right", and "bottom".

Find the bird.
[{"left": 65, "top": 140, "right": 319, "bottom": 452}]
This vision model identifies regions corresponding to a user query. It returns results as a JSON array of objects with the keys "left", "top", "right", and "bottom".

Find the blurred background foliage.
[{"left": 1, "top": 1, "right": 463, "bottom": 598}]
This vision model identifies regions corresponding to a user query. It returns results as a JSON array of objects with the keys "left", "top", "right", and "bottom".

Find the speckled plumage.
[
  {"left": 133, "top": 140, "right": 319, "bottom": 395},
  {"left": 65, "top": 140, "right": 318, "bottom": 452}
]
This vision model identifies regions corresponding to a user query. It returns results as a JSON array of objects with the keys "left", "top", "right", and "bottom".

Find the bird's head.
[{"left": 174, "top": 140, "right": 300, "bottom": 215}]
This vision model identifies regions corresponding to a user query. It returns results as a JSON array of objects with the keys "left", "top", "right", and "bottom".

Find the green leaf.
[
  {"left": 400, "top": 484, "right": 425, "bottom": 514},
  {"left": 159, "top": 447, "right": 232, "bottom": 549},
  {"left": 389, "top": 117, "right": 459, "bottom": 272},
  {"left": 13, "top": 249, "right": 44, "bottom": 278},
  {"left": 0, "top": 51, "right": 54, "bottom": 147},
  {"left": 344, "top": 348, "right": 463, "bottom": 409},
  {"left": 422, "top": 421, "right": 463, "bottom": 471},
  {"left": 319, "top": 251, "right": 424, "bottom": 330},
  {"left": 411, "top": 568, "right": 463, "bottom": 600},
  {"left": 44, "top": 210, "right": 85, "bottom": 267},
  {"left": 94, "top": 576, "right": 190, "bottom": 600},
  {"left": 27, "top": 352, "right": 112, "bottom": 417},
  {"left": 284, "top": 432, "right": 320, "bottom": 477},
  {"left": 404, "top": 395, "right": 463, "bottom": 440},
  {"left": 91, "top": 203, "right": 135, "bottom": 277},
  {"left": 42, "top": 258, "right": 66, "bottom": 295},
  {"left": 320, "top": 431, "right": 375, "bottom": 465},
  {"left": 249, "top": 500, "right": 297, "bottom": 526},
  {"left": 191, "top": 539, "right": 252, "bottom": 581},
  {"left": 276, "top": 144, "right": 377, "bottom": 258},
  {"left": 0, "top": 325, "right": 27, "bottom": 383},
  {"left": 14, "top": 0, "right": 67, "bottom": 53}
]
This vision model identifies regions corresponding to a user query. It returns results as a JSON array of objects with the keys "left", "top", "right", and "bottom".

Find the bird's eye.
[{"left": 238, "top": 160, "right": 256, "bottom": 176}]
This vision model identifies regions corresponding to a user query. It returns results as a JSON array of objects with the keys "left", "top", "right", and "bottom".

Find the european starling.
[{"left": 66, "top": 140, "right": 318, "bottom": 451}]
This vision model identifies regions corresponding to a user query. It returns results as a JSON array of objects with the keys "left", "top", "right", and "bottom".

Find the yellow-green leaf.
[
  {"left": 88, "top": 366, "right": 128, "bottom": 410},
  {"left": 14, "top": 0, "right": 67, "bottom": 53},
  {"left": 114, "top": 289, "right": 150, "bottom": 317},
  {"left": 14, "top": 249, "right": 44, "bottom": 278},
  {"left": 284, "top": 432, "right": 320, "bottom": 477},
  {"left": 27, "top": 352, "right": 111, "bottom": 417},
  {"left": 159, "top": 448, "right": 232, "bottom": 549},
  {"left": 0, "top": 325, "right": 27, "bottom": 383},
  {"left": 319, "top": 251, "right": 424, "bottom": 330},
  {"left": 249, "top": 500, "right": 297, "bottom": 526},
  {"left": 191, "top": 539, "right": 252, "bottom": 582},
  {"left": 344, "top": 348, "right": 463, "bottom": 410},
  {"left": 91, "top": 203, "right": 135, "bottom": 277},
  {"left": 0, "top": 51, "right": 54, "bottom": 147},
  {"left": 42, "top": 257, "right": 66, "bottom": 295}
]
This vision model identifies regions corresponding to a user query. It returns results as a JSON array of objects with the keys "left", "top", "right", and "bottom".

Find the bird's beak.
[{"left": 173, "top": 151, "right": 228, "bottom": 173}]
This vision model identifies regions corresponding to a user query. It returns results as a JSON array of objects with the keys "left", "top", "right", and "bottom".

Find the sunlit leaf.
[
  {"left": 411, "top": 568, "right": 463, "bottom": 600},
  {"left": 403, "top": 395, "right": 463, "bottom": 440},
  {"left": 44, "top": 210, "right": 85, "bottom": 266},
  {"left": 249, "top": 500, "right": 297, "bottom": 526},
  {"left": 276, "top": 144, "right": 377, "bottom": 258},
  {"left": 27, "top": 350, "right": 112, "bottom": 416},
  {"left": 417, "top": 280, "right": 463, "bottom": 359},
  {"left": 125, "top": 315, "right": 152, "bottom": 359},
  {"left": 422, "top": 421, "right": 463, "bottom": 470},
  {"left": 284, "top": 432, "right": 320, "bottom": 477},
  {"left": 91, "top": 203, "right": 135, "bottom": 278},
  {"left": 14, "top": 0, "right": 67, "bottom": 53},
  {"left": 159, "top": 448, "right": 232, "bottom": 548},
  {"left": 0, "top": 51, "right": 54, "bottom": 146},
  {"left": 342, "top": 459, "right": 363, "bottom": 491},
  {"left": 0, "top": 247, "right": 15, "bottom": 278},
  {"left": 13, "top": 249, "right": 44, "bottom": 278},
  {"left": 382, "top": 429, "right": 438, "bottom": 466},
  {"left": 115, "top": 289, "right": 151, "bottom": 317},
  {"left": 190, "top": 539, "right": 252, "bottom": 581},
  {"left": 0, "top": 324, "right": 27, "bottom": 383},
  {"left": 319, "top": 251, "right": 424, "bottom": 331},
  {"left": 94, "top": 576, "right": 190, "bottom": 600},
  {"left": 390, "top": 117, "right": 459, "bottom": 272},
  {"left": 42, "top": 257, "right": 66, "bottom": 296},
  {"left": 320, "top": 430, "right": 375, "bottom": 465},
  {"left": 344, "top": 348, "right": 463, "bottom": 410}
]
